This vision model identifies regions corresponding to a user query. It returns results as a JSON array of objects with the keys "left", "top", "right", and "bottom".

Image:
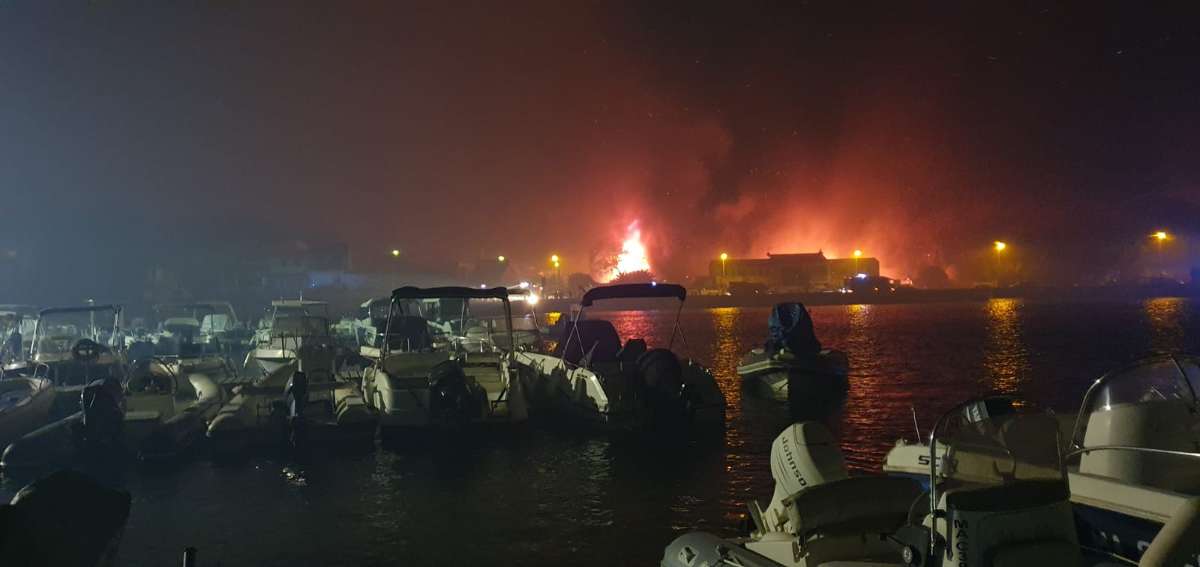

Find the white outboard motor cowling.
[{"left": 756, "top": 422, "right": 848, "bottom": 535}]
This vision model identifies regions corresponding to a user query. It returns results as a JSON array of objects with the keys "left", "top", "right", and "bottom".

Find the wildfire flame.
[{"left": 602, "top": 221, "right": 651, "bottom": 282}]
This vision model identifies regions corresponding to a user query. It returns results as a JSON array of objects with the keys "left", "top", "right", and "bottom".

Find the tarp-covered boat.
[{"left": 737, "top": 303, "right": 848, "bottom": 408}]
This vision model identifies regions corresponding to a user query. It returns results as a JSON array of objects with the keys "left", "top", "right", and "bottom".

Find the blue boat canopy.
[{"left": 765, "top": 302, "right": 821, "bottom": 356}]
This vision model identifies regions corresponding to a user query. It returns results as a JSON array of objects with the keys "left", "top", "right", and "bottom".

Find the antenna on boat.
[{"left": 910, "top": 406, "right": 921, "bottom": 441}]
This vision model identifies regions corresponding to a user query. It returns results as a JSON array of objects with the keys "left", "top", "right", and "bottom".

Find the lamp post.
[
  {"left": 719, "top": 252, "right": 729, "bottom": 291},
  {"left": 993, "top": 241, "right": 1007, "bottom": 286},
  {"left": 550, "top": 254, "right": 561, "bottom": 298},
  {"left": 1153, "top": 231, "right": 1170, "bottom": 275},
  {"left": 852, "top": 249, "right": 863, "bottom": 276}
]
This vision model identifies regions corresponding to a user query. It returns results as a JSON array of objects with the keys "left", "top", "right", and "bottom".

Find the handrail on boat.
[{"left": 1065, "top": 445, "right": 1200, "bottom": 462}]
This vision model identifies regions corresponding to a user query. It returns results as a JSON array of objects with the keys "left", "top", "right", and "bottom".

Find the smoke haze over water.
[{"left": 2, "top": 2, "right": 1199, "bottom": 301}]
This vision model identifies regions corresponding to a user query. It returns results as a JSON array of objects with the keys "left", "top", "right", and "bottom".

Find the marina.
[
  {"left": 3, "top": 2, "right": 1200, "bottom": 565},
  {"left": 1, "top": 298, "right": 1197, "bottom": 565}
]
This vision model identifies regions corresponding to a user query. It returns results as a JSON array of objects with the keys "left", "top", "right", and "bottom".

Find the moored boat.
[
  {"left": 512, "top": 283, "right": 725, "bottom": 433},
  {"left": 737, "top": 303, "right": 848, "bottom": 408},
  {"left": 361, "top": 286, "right": 529, "bottom": 432},
  {"left": 665, "top": 396, "right": 1083, "bottom": 567},
  {"left": 209, "top": 310, "right": 375, "bottom": 450}
]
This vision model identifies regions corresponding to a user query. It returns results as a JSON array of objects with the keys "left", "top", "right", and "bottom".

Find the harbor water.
[{"left": 3, "top": 298, "right": 1197, "bottom": 566}]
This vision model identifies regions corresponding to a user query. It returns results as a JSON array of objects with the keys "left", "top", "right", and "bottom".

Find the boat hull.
[{"left": 0, "top": 378, "right": 56, "bottom": 450}]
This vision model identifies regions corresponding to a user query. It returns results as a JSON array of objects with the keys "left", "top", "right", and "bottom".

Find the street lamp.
[
  {"left": 1152, "top": 231, "right": 1170, "bottom": 276},
  {"left": 550, "top": 254, "right": 561, "bottom": 297},
  {"left": 391, "top": 249, "right": 401, "bottom": 257},
  {"left": 852, "top": 249, "right": 863, "bottom": 275},
  {"left": 497, "top": 255, "right": 506, "bottom": 263},
  {"left": 993, "top": 241, "right": 1008, "bottom": 287}
]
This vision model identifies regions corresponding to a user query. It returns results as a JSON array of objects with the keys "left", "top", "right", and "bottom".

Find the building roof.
[{"left": 766, "top": 252, "right": 827, "bottom": 263}]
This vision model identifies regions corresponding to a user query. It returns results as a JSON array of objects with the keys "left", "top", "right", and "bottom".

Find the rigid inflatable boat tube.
[{"left": 1140, "top": 496, "right": 1200, "bottom": 567}]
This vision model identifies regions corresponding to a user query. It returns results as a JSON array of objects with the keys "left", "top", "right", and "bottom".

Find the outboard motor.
[
  {"left": 285, "top": 371, "right": 310, "bottom": 446},
  {"left": 79, "top": 377, "right": 125, "bottom": 448},
  {"left": 633, "top": 349, "right": 686, "bottom": 426},
  {"left": 755, "top": 422, "right": 848, "bottom": 534},
  {"left": 285, "top": 371, "right": 310, "bottom": 419},
  {"left": 428, "top": 361, "right": 481, "bottom": 426}
]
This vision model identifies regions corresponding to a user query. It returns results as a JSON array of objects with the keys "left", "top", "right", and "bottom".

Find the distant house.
[{"left": 710, "top": 251, "right": 881, "bottom": 293}]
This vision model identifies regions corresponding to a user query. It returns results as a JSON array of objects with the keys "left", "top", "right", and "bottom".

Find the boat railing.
[{"left": 1065, "top": 445, "right": 1200, "bottom": 463}]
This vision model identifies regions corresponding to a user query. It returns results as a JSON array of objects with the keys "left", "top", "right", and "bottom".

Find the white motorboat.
[
  {"left": 6, "top": 305, "right": 127, "bottom": 418},
  {"left": 885, "top": 379, "right": 1200, "bottom": 567},
  {"left": 360, "top": 286, "right": 528, "bottom": 430},
  {"left": 1064, "top": 356, "right": 1200, "bottom": 565},
  {"left": 208, "top": 314, "right": 376, "bottom": 450},
  {"left": 247, "top": 299, "right": 333, "bottom": 376},
  {"left": 737, "top": 303, "right": 848, "bottom": 405},
  {"left": 665, "top": 396, "right": 1083, "bottom": 567},
  {"left": 512, "top": 283, "right": 725, "bottom": 433},
  {"left": 127, "top": 303, "right": 236, "bottom": 379}
]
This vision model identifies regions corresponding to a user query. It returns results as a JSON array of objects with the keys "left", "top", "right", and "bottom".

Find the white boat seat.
[
  {"left": 383, "top": 352, "right": 449, "bottom": 377},
  {"left": 783, "top": 476, "right": 923, "bottom": 540}
]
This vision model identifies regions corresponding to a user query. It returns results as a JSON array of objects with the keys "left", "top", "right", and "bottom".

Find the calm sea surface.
[{"left": 3, "top": 299, "right": 1198, "bottom": 566}]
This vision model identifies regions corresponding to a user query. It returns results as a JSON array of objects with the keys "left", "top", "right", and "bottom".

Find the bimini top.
[
  {"left": 271, "top": 299, "right": 328, "bottom": 307},
  {"left": 391, "top": 286, "right": 510, "bottom": 301},
  {"left": 580, "top": 283, "right": 686, "bottom": 307},
  {"left": 39, "top": 304, "right": 122, "bottom": 316}
]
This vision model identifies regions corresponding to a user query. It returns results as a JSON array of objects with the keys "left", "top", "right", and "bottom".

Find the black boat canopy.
[
  {"left": 580, "top": 283, "right": 686, "bottom": 307},
  {"left": 38, "top": 305, "right": 122, "bottom": 316},
  {"left": 390, "top": 286, "right": 510, "bottom": 301}
]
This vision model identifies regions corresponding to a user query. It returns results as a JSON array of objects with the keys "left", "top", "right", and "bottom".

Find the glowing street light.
[
  {"left": 993, "top": 241, "right": 1007, "bottom": 252},
  {"left": 852, "top": 249, "right": 863, "bottom": 275},
  {"left": 852, "top": 249, "right": 863, "bottom": 258},
  {"left": 497, "top": 255, "right": 506, "bottom": 262},
  {"left": 1154, "top": 230, "right": 1169, "bottom": 242},
  {"left": 391, "top": 249, "right": 401, "bottom": 257},
  {"left": 719, "top": 252, "right": 729, "bottom": 277}
]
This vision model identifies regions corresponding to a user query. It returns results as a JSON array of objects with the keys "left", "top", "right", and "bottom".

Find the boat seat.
[
  {"left": 618, "top": 339, "right": 647, "bottom": 365},
  {"left": 383, "top": 352, "right": 449, "bottom": 377},
  {"left": 783, "top": 476, "right": 923, "bottom": 541},
  {"left": 556, "top": 320, "right": 621, "bottom": 365},
  {"left": 941, "top": 480, "right": 1079, "bottom": 567}
]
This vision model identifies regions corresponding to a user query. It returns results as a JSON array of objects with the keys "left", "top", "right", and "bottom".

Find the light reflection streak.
[
  {"left": 1143, "top": 297, "right": 1186, "bottom": 354},
  {"left": 983, "top": 298, "right": 1029, "bottom": 393}
]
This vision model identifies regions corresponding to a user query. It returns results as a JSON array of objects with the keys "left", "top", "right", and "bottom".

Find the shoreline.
[{"left": 539, "top": 285, "right": 1200, "bottom": 311}]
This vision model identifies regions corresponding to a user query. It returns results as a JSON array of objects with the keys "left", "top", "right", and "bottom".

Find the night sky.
[{"left": 2, "top": 1, "right": 1199, "bottom": 298}]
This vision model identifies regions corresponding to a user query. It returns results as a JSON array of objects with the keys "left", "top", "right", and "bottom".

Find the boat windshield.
[
  {"left": 273, "top": 302, "right": 329, "bottom": 320},
  {"left": 932, "top": 397, "right": 1066, "bottom": 487},
  {"left": 390, "top": 296, "right": 513, "bottom": 353},
  {"left": 270, "top": 316, "right": 330, "bottom": 338},
  {"left": 33, "top": 307, "right": 122, "bottom": 357},
  {"left": 1071, "top": 356, "right": 1200, "bottom": 449}
]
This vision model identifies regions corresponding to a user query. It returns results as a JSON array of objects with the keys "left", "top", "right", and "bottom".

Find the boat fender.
[{"left": 1141, "top": 496, "right": 1200, "bottom": 567}]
